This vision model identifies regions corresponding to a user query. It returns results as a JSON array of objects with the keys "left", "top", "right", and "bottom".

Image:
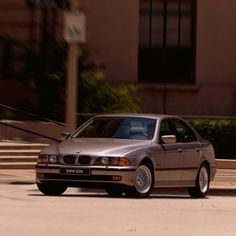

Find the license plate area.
[{"left": 60, "top": 168, "right": 90, "bottom": 175}]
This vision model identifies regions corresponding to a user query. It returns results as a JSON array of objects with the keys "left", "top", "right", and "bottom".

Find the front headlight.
[
  {"left": 101, "top": 156, "right": 109, "bottom": 165},
  {"left": 37, "top": 154, "right": 59, "bottom": 164},
  {"left": 37, "top": 154, "right": 48, "bottom": 163},
  {"left": 49, "top": 155, "right": 58, "bottom": 164},
  {"left": 94, "top": 157, "right": 130, "bottom": 166},
  {"left": 37, "top": 154, "right": 42, "bottom": 163}
]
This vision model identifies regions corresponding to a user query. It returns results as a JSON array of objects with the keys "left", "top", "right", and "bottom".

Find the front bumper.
[{"left": 35, "top": 164, "right": 136, "bottom": 188}]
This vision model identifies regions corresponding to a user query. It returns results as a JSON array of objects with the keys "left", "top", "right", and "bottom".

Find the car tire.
[
  {"left": 188, "top": 164, "right": 210, "bottom": 198},
  {"left": 36, "top": 182, "right": 67, "bottom": 196},
  {"left": 125, "top": 164, "right": 154, "bottom": 198},
  {"left": 105, "top": 187, "right": 124, "bottom": 197}
]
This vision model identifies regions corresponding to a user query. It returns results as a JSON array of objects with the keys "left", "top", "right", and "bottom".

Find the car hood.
[{"left": 41, "top": 138, "right": 151, "bottom": 157}]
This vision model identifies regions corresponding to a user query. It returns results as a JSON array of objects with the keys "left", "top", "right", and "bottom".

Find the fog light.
[{"left": 112, "top": 176, "right": 122, "bottom": 181}]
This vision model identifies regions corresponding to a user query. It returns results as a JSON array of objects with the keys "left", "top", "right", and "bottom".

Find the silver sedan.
[{"left": 36, "top": 114, "right": 216, "bottom": 198}]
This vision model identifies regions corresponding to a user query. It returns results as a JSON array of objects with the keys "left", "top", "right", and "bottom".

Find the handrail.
[
  {"left": 0, "top": 103, "right": 64, "bottom": 142},
  {"left": 0, "top": 121, "right": 60, "bottom": 142},
  {"left": 0, "top": 103, "right": 66, "bottom": 126}
]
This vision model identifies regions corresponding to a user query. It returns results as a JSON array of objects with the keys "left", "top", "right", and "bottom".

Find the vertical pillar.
[{"left": 66, "top": 0, "right": 79, "bottom": 133}]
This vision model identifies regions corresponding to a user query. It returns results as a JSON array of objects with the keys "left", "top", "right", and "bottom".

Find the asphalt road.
[{"left": 1, "top": 183, "right": 236, "bottom": 236}]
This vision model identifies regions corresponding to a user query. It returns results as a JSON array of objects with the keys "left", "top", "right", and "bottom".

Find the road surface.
[{"left": 0, "top": 182, "right": 236, "bottom": 236}]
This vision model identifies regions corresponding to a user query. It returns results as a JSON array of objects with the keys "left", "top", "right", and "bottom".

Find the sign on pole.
[{"left": 64, "top": 11, "right": 86, "bottom": 43}]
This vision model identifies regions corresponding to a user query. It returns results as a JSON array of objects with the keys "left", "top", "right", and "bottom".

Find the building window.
[{"left": 138, "top": 0, "right": 196, "bottom": 84}]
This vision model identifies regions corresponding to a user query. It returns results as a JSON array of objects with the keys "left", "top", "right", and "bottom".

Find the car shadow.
[
  {"left": 27, "top": 187, "right": 236, "bottom": 199},
  {"left": 28, "top": 193, "right": 191, "bottom": 199},
  {"left": 27, "top": 187, "right": 192, "bottom": 199},
  {"left": 209, "top": 189, "right": 236, "bottom": 197}
]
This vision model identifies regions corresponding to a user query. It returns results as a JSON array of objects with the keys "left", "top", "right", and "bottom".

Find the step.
[
  {"left": 0, "top": 142, "right": 47, "bottom": 169},
  {"left": 0, "top": 163, "right": 36, "bottom": 169},
  {"left": 0, "top": 150, "right": 41, "bottom": 156},
  {"left": 0, "top": 144, "right": 48, "bottom": 150},
  {"left": 0, "top": 156, "right": 37, "bottom": 163}
]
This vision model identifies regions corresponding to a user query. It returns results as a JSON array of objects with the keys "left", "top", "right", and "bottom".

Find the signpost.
[
  {"left": 26, "top": 0, "right": 85, "bottom": 133},
  {"left": 64, "top": 11, "right": 86, "bottom": 43},
  {"left": 64, "top": 0, "right": 86, "bottom": 133}
]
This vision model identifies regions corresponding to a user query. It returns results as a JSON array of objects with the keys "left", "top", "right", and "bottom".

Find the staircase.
[{"left": 0, "top": 142, "right": 48, "bottom": 169}]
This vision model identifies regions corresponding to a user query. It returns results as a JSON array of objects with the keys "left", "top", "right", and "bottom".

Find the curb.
[
  {"left": 216, "top": 159, "right": 236, "bottom": 169},
  {"left": 0, "top": 164, "right": 35, "bottom": 169}
]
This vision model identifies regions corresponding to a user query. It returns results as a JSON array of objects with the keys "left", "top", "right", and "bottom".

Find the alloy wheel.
[{"left": 135, "top": 165, "right": 152, "bottom": 194}]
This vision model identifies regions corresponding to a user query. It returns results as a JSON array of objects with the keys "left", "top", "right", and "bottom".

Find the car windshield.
[{"left": 72, "top": 117, "right": 156, "bottom": 140}]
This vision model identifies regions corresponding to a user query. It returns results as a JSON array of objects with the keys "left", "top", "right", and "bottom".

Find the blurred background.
[{"left": 0, "top": 0, "right": 236, "bottom": 159}]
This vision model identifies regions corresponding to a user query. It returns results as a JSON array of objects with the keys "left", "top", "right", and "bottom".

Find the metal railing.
[
  {"left": 0, "top": 103, "right": 65, "bottom": 142},
  {"left": 0, "top": 104, "right": 65, "bottom": 126}
]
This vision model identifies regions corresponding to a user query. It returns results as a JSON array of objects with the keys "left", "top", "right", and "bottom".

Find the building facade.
[{"left": 0, "top": 0, "right": 236, "bottom": 116}]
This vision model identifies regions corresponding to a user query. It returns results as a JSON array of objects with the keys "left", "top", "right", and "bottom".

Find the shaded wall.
[
  {"left": 139, "top": 0, "right": 236, "bottom": 115},
  {"left": 195, "top": 0, "right": 236, "bottom": 115},
  {"left": 0, "top": 0, "right": 235, "bottom": 116},
  {"left": 84, "top": 0, "right": 139, "bottom": 84}
]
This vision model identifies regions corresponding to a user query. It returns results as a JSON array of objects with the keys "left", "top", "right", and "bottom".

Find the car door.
[
  {"left": 155, "top": 119, "right": 183, "bottom": 187},
  {"left": 171, "top": 119, "right": 201, "bottom": 185}
]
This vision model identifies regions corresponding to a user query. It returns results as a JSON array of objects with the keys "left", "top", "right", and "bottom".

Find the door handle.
[
  {"left": 178, "top": 148, "right": 182, "bottom": 153},
  {"left": 195, "top": 148, "right": 200, "bottom": 152}
]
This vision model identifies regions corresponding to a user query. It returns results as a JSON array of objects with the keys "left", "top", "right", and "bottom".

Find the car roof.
[{"left": 94, "top": 113, "right": 181, "bottom": 120}]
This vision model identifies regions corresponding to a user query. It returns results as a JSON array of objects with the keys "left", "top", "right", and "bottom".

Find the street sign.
[{"left": 64, "top": 11, "right": 86, "bottom": 43}]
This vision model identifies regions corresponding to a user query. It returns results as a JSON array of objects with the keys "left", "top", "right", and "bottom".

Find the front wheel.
[
  {"left": 37, "top": 182, "right": 67, "bottom": 196},
  {"left": 188, "top": 164, "right": 210, "bottom": 198},
  {"left": 125, "top": 164, "right": 153, "bottom": 198}
]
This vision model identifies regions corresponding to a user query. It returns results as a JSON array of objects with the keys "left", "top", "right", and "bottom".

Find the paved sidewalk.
[{"left": 0, "top": 169, "right": 35, "bottom": 184}]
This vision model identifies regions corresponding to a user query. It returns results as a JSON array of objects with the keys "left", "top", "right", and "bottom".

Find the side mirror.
[
  {"left": 161, "top": 135, "right": 176, "bottom": 144},
  {"left": 61, "top": 132, "right": 70, "bottom": 140}
]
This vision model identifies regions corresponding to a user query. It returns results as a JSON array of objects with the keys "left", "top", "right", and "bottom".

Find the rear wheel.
[
  {"left": 188, "top": 164, "right": 210, "bottom": 198},
  {"left": 125, "top": 164, "right": 153, "bottom": 198},
  {"left": 37, "top": 182, "right": 67, "bottom": 196},
  {"left": 105, "top": 187, "right": 124, "bottom": 197}
]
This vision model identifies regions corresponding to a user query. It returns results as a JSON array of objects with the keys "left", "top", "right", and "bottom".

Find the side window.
[
  {"left": 159, "top": 120, "right": 173, "bottom": 139},
  {"left": 171, "top": 119, "right": 197, "bottom": 143}
]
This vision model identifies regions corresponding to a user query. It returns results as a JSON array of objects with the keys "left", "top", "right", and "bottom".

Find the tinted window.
[
  {"left": 73, "top": 117, "right": 156, "bottom": 140},
  {"left": 159, "top": 120, "right": 173, "bottom": 138},
  {"left": 170, "top": 119, "right": 197, "bottom": 142},
  {"left": 139, "top": 0, "right": 196, "bottom": 84}
]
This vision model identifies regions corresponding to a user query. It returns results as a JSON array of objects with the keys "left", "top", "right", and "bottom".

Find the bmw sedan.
[{"left": 36, "top": 114, "right": 216, "bottom": 198}]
